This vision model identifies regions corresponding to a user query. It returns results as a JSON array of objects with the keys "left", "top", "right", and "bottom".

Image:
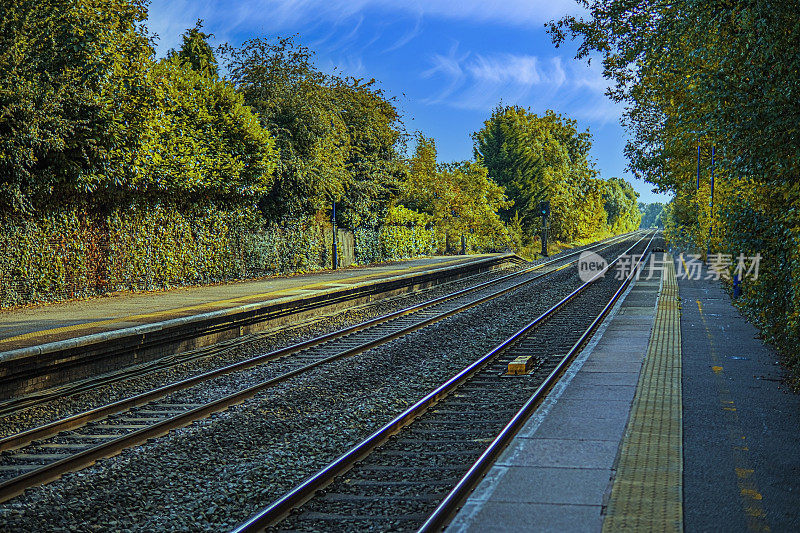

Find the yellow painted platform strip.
[{"left": 603, "top": 253, "right": 683, "bottom": 532}]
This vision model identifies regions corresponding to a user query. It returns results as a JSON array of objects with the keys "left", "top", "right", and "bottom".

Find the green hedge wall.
[
  {"left": 354, "top": 225, "right": 436, "bottom": 264},
  {"left": 0, "top": 204, "right": 454, "bottom": 308},
  {"left": 2, "top": 203, "right": 523, "bottom": 308},
  {"left": 0, "top": 205, "right": 336, "bottom": 308}
]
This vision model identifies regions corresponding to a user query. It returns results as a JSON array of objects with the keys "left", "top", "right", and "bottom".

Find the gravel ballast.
[
  {"left": 0, "top": 262, "right": 534, "bottom": 438},
  {"left": 0, "top": 236, "right": 637, "bottom": 531}
]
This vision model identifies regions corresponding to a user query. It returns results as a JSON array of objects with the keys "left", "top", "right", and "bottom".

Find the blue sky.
[{"left": 146, "top": 0, "right": 670, "bottom": 204}]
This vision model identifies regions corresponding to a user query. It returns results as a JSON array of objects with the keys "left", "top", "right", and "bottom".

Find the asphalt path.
[{"left": 679, "top": 259, "right": 800, "bottom": 532}]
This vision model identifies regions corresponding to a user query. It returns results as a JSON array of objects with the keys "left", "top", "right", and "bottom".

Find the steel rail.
[
  {"left": 417, "top": 230, "right": 657, "bottom": 532},
  {"left": 0, "top": 232, "right": 632, "bottom": 450},
  {"left": 0, "top": 234, "right": 637, "bottom": 503},
  {"left": 230, "top": 232, "right": 653, "bottom": 532},
  {"left": 2, "top": 233, "right": 637, "bottom": 419}
]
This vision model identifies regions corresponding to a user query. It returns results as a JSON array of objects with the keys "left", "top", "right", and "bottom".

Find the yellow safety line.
[
  {"left": 0, "top": 256, "right": 482, "bottom": 345},
  {"left": 687, "top": 253, "right": 770, "bottom": 531},
  {"left": 603, "top": 253, "right": 683, "bottom": 532},
  {"left": 696, "top": 300, "right": 771, "bottom": 532}
]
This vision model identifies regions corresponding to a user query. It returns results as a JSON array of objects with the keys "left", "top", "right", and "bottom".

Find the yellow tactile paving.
[{"left": 603, "top": 253, "right": 683, "bottom": 532}]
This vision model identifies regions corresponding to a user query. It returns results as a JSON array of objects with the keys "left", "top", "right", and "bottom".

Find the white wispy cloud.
[
  {"left": 422, "top": 43, "right": 470, "bottom": 100},
  {"left": 382, "top": 15, "right": 423, "bottom": 53},
  {"left": 420, "top": 48, "right": 620, "bottom": 123},
  {"left": 145, "top": 0, "right": 584, "bottom": 55},
  {"left": 467, "top": 55, "right": 550, "bottom": 86},
  {"left": 386, "top": 0, "right": 584, "bottom": 28}
]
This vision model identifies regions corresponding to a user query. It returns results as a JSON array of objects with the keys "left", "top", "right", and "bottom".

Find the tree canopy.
[
  {"left": 329, "top": 76, "right": 406, "bottom": 228},
  {"left": 0, "top": 0, "right": 153, "bottom": 212},
  {"left": 0, "top": 2, "right": 276, "bottom": 212},
  {"left": 0, "top": 0, "right": 642, "bottom": 269},
  {"left": 639, "top": 202, "right": 665, "bottom": 229},
  {"left": 473, "top": 105, "right": 633, "bottom": 242},
  {"left": 603, "top": 177, "right": 641, "bottom": 233},
  {"left": 549, "top": 1, "right": 800, "bottom": 374},
  {"left": 168, "top": 20, "right": 219, "bottom": 78},
  {"left": 223, "top": 36, "right": 350, "bottom": 219},
  {"left": 399, "top": 134, "right": 513, "bottom": 251}
]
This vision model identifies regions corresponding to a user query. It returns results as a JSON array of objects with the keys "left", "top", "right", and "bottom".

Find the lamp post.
[
  {"left": 689, "top": 131, "right": 702, "bottom": 190},
  {"left": 539, "top": 201, "right": 550, "bottom": 257},
  {"left": 707, "top": 144, "right": 715, "bottom": 258},
  {"left": 331, "top": 201, "right": 338, "bottom": 270},
  {"left": 690, "top": 132, "right": 715, "bottom": 258}
]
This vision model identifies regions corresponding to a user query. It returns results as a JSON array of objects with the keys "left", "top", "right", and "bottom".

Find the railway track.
[
  {"left": 0, "top": 233, "right": 640, "bottom": 504},
  {"left": 233, "top": 231, "right": 658, "bottom": 532},
  {"left": 0, "top": 232, "right": 630, "bottom": 423}
]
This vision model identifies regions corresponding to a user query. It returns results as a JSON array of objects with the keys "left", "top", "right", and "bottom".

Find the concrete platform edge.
[
  {"left": 447, "top": 259, "right": 648, "bottom": 533},
  {"left": 602, "top": 254, "right": 682, "bottom": 532},
  {"left": 0, "top": 254, "right": 522, "bottom": 399}
]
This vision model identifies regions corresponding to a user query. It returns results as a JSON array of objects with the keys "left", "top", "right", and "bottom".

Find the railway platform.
[
  {"left": 0, "top": 254, "right": 509, "bottom": 349},
  {"left": 0, "top": 253, "right": 522, "bottom": 399},
  {"left": 448, "top": 253, "right": 800, "bottom": 532}
]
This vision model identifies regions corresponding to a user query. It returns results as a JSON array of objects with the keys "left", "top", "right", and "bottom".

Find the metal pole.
[
  {"left": 696, "top": 143, "right": 701, "bottom": 190},
  {"left": 707, "top": 145, "right": 715, "bottom": 257},
  {"left": 332, "top": 201, "right": 338, "bottom": 270},
  {"left": 541, "top": 214, "right": 548, "bottom": 257}
]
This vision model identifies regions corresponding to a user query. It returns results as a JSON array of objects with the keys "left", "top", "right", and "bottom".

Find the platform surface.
[
  {"left": 448, "top": 252, "right": 800, "bottom": 532},
  {"left": 0, "top": 254, "right": 499, "bottom": 353},
  {"left": 448, "top": 254, "right": 667, "bottom": 532},
  {"left": 679, "top": 257, "right": 800, "bottom": 532}
]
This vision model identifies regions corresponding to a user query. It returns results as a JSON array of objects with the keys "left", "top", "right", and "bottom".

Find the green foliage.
[
  {"left": 400, "top": 134, "right": 439, "bottom": 216},
  {"left": 222, "top": 36, "right": 349, "bottom": 218},
  {"left": 639, "top": 202, "right": 665, "bottom": 229},
  {"left": 601, "top": 177, "right": 641, "bottom": 232},
  {"left": 551, "top": 0, "right": 800, "bottom": 376},
  {"left": 168, "top": 20, "right": 219, "bottom": 78},
  {"left": 241, "top": 214, "right": 333, "bottom": 274},
  {"left": 0, "top": 1, "right": 276, "bottom": 213},
  {"left": 116, "top": 58, "right": 277, "bottom": 205},
  {"left": 0, "top": 0, "right": 152, "bottom": 213},
  {"left": 399, "top": 135, "right": 516, "bottom": 253},
  {"left": 223, "top": 37, "right": 406, "bottom": 224},
  {"left": 329, "top": 77, "right": 406, "bottom": 228},
  {"left": 474, "top": 106, "right": 627, "bottom": 243},
  {"left": 354, "top": 205, "right": 436, "bottom": 263},
  {"left": 0, "top": 211, "right": 96, "bottom": 304},
  {"left": 0, "top": 205, "right": 337, "bottom": 306}
]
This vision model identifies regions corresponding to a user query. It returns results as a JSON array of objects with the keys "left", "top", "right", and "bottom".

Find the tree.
[
  {"left": 116, "top": 57, "right": 277, "bottom": 206},
  {"left": 222, "top": 36, "right": 349, "bottom": 219},
  {"left": 329, "top": 76, "right": 406, "bottom": 228},
  {"left": 639, "top": 203, "right": 664, "bottom": 229},
  {"left": 0, "top": 2, "right": 277, "bottom": 213},
  {"left": 401, "top": 134, "right": 438, "bottom": 217},
  {"left": 473, "top": 105, "right": 605, "bottom": 242},
  {"left": 472, "top": 105, "right": 547, "bottom": 232},
  {"left": 549, "top": 0, "right": 800, "bottom": 373},
  {"left": 0, "top": 0, "right": 153, "bottom": 213},
  {"left": 400, "top": 134, "right": 513, "bottom": 252},
  {"left": 168, "top": 20, "right": 218, "bottom": 78},
  {"left": 602, "top": 177, "right": 641, "bottom": 232}
]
